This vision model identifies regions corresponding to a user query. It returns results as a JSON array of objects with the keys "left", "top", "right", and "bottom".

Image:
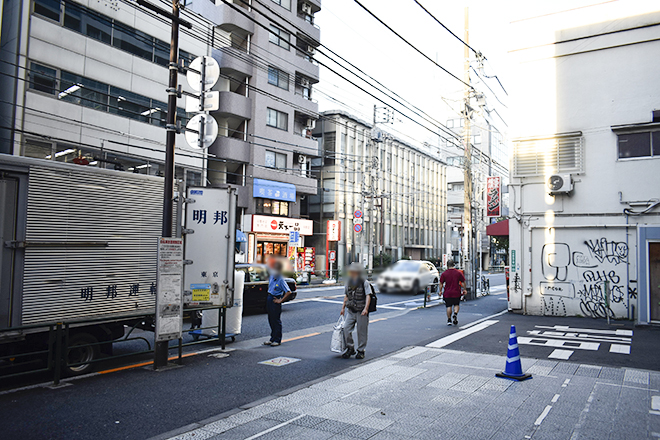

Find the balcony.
[
  {"left": 208, "top": 136, "right": 250, "bottom": 164},
  {"left": 212, "top": 46, "right": 254, "bottom": 77},
  {"left": 214, "top": 91, "right": 252, "bottom": 120},
  {"left": 216, "top": 2, "right": 255, "bottom": 35}
]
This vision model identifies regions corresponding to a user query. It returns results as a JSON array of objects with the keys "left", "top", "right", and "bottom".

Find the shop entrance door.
[
  {"left": 256, "top": 241, "right": 288, "bottom": 264},
  {"left": 650, "top": 242, "right": 660, "bottom": 322}
]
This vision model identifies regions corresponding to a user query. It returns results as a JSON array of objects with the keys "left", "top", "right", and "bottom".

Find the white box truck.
[{"left": 0, "top": 154, "right": 169, "bottom": 375}]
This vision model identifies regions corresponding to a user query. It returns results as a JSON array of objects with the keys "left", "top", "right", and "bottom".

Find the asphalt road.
[{"left": 0, "top": 277, "right": 509, "bottom": 440}]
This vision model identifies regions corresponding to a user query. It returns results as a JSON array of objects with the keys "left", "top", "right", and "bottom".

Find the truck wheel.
[{"left": 65, "top": 333, "right": 99, "bottom": 376}]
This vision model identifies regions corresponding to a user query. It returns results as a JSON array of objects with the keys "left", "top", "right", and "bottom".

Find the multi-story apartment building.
[
  {"left": 508, "top": 9, "right": 660, "bottom": 325},
  {"left": 0, "top": 0, "right": 322, "bottom": 265},
  {"left": 444, "top": 113, "right": 509, "bottom": 270},
  {"left": 187, "top": 0, "right": 321, "bottom": 264},
  {"left": 308, "top": 110, "right": 447, "bottom": 274}
]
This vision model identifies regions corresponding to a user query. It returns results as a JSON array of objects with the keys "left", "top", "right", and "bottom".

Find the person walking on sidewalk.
[
  {"left": 263, "top": 259, "right": 292, "bottom": 347},
  {"left": 340, "top": 262, "right": 372, "bottom": 359},
  {"left": 439, "top": 259, "right": 466, "bottom": 326}
]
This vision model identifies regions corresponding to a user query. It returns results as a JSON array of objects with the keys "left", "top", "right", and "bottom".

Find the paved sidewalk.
[{"left": 162, "top": 347, "right": 660, "bottom": 440}]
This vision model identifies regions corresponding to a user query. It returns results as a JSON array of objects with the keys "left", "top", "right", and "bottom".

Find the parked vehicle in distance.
[
  {"left": 235, "top": 264, "right": 297, "bottom": 313},
  {"left": 376, "top": 260, "right": 440, "bottom": 294}
]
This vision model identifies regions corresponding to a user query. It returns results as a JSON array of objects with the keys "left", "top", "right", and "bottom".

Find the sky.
[{"left": 313, "top": 0, "right": 660, "bottom": 152}]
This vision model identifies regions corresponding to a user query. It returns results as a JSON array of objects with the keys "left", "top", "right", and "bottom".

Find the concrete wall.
[{"left": 508, "top": 10, "right": 660, "bottom": 324}]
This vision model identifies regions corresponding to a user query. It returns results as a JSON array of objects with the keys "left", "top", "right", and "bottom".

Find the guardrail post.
[
  {"left": 53, "top": 322, "right": 63, "bottom": 386},
  {"left": 177, "top": 337, "right": 183, "bottom": 365}
]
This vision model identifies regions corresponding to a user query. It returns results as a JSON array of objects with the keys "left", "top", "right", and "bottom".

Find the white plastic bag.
[{"left": 331, "top": 316, "right": 346, "bottom": 353}]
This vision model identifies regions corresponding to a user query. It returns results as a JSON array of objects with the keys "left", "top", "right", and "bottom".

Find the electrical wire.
[
  {"left": 351, "top": 0, "right": 473, "bottom": 90},
  {"left": 411, "top": 0, "right": 479, "bottom": 55}
]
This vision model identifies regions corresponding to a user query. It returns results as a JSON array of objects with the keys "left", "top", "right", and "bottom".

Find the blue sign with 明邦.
[{"left": 253, "top": 178, "right": 296, "bottom": 202}]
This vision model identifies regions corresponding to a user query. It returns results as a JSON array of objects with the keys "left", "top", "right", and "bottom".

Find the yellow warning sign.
[{"left": 191, "top": 284, "right": 211, "bottom": 302}]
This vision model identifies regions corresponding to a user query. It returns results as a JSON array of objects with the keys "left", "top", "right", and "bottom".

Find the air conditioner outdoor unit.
[
  {"left": 300, "top": 78, "right": 310, "bottom": 88},
  {"left": 547, "top": 174, "right": 573, "bottom": 195},
  {"left": 305, "top": 118, "right": 316, "bottom": 129},
  {"left": 371, "top": 128, "right": 384, "bottom": 143},
  {"left": 298, "top": 154, "right": 307, "bottom": 164},
  {"left": 307, "top": 45, "right": 316, "bottom": 55},
  {"left": 302, "top": 3, "right": 312, "bottom": 14}
]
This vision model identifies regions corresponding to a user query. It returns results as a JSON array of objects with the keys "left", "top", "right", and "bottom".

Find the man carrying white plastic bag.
[{"left": 339, "top": 262, "right": 371, "bottom": 359}]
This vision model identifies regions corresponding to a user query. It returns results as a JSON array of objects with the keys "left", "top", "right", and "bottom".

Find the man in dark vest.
[{"left": 340, "top": 262, "right": 372, "bottom": 359}]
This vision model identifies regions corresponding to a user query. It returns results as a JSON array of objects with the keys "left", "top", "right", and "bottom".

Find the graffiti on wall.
[{"left": 539, "top": 237, "right": 630, "bottom": 318}]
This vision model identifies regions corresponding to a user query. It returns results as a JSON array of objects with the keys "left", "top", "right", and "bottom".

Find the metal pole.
[
  {"left": 221, "top": 307, "right": 226, "bottom": 350},
  {"left": 155, "top": 0, "right": 180, "bottom": 371},
  {"left": 53, "top": 323, "right": 63, "bottom": 386},
  {"left": 462, "top": 7, "right": 473, "bottom": 298}
]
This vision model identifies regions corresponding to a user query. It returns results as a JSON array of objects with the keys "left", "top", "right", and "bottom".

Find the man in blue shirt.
[{"left": 264, "top": 260, "right": 292, "bottom": 346}]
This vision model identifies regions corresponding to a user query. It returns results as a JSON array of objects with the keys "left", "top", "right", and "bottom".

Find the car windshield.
[
  {"left": 237, "top": 266, "right": 269, "bottom": 282},
  {"left": 391, "top": 261, "right": 420, "bottom": 272}
]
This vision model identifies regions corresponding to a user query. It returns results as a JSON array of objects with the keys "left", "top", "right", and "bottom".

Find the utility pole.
[
  {"left": 462, "top": 6, "right": 474, "bottom": 297},
  {"left": 136, "top": 0, "right": 191, "bottom": 370}
]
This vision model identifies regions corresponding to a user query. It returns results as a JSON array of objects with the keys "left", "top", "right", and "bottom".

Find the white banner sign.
[{"left": 251, "top": 215, "right": 313, "bottom": 235}]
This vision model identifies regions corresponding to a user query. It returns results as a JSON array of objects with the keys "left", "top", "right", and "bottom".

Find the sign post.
[
  {"left": 154, "top": 237, "right": 184, "bottom": 366},
  {"left": 328, "top": 250, "right": 337, "bottom": 280},
  {"left": 326, "top": 220, "right": 341, "bottom": 279}
]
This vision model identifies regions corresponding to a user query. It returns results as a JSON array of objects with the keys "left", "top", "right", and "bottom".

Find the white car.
[{"left": 377, "top": 260, "right": 440, "bottom": 294}]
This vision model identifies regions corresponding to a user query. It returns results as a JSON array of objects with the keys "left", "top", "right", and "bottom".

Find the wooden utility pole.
[{"left": 462, "top": 6, "right": 474, "bottom": 295}]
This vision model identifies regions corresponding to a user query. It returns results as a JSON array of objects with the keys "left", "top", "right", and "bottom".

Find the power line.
[
  {"left": 351, "top": 0, "right": 473, "bottom": 90},
  {"left": 412, "top": 0, "right": 480, "bottom": 55}
]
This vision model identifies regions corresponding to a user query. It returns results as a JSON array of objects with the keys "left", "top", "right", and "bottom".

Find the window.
[
  {"left": 271, "top": 0, "right": 291, "bottom": 10},
  {"left": 617, "top": 131, "right": 660, "bottom": 159},
  {"left": 256, "top": 198, "right": 289, "bottom": 216},
  {"left": 29, "top": 63, "right": 57, "bottom": 94},
  {"left": 447, "top": 119, "right": 454, "bottom": 128},
  {"left": 63, "top": 2, "right": 111, "bottom": 44},
  {"left": 265, "top": 150, "right": 287, "bottom": 169},
  {"left": 113, "top": 25, "right": 154, "bottom": 61},
  {"left": 33, "top": 0, "right": 196, "bottom": 68},
  {"left": 513, "top": 135, "right": 584, "bottom": 177},
  {"left": 60, "top": 71, "right": 109, "bottom": 111},
  {"left": 473, "top": 134, "right": 482, "bottom": 144},
  {"left": 28, "top": 62, "right": 188, "bottom": 127},
  {"left": 268, "top": 67, "right": 289, "bottom": 90},
  {"left": 267, "top": 108, "right": 288, "bottom": 131},
  {"left": 269, "top": 25, "right": 290, "bottom": 50},
  {"left": 34, "top": 0, "right": 61, "bottom": 21}
]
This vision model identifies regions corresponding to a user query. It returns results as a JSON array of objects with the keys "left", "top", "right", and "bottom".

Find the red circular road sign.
[
  {"left": 354, "top": 209, "right": 363, "bottom": 219},
  {"left": 270, "top": 220, "right": 278, "bottom": 230},
  {"left": 354, "top": 224, "right": 363, "bottom": 233}
]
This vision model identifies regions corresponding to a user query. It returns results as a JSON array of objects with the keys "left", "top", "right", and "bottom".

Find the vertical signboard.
[
  {"left": 184, "top": 187, "right": 237, "bottom": 306},
  {"left": 486, "top": 176, "right": 502, "bottom": 217},
  {"left": 155, "top": 237, "right": 184, "bottom": 342},
  {"left": 327, "top": 220, "right": 341, "bottom": 241}
]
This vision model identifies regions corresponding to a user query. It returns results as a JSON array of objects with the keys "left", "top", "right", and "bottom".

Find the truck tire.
[{"left": 65, "top": 333, "right": 99, "bottom": 376}]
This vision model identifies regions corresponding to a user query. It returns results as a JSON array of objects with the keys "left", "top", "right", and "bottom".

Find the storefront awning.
[{"left": 486, "top": 219, "right": 509, "bottom": 237}]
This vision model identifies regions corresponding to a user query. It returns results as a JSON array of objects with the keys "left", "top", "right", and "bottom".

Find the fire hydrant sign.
[{"left": 155, "top": 237, "right": 184, "bottom": 342}]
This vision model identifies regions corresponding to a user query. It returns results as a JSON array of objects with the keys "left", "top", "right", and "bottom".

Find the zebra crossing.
[{"left": 517, "top": 325, "right": 633, "bottom": 360}]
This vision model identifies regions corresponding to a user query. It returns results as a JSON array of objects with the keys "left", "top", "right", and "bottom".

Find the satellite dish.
[
  {"left": 185, "top": 114, "right": 218, "bottom": 149},
  {"left": 186, "top": 56, "right": 220, "bottom": 92}
]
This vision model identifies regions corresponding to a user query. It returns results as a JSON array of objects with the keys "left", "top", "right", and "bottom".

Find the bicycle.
[{"left": 480, "top": 276, "right": 490, "bottom": 296}]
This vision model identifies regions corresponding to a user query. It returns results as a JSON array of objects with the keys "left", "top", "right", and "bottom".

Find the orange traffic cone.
[{"left": 496, "top": 325, "right": 532, "bottom": 381}]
